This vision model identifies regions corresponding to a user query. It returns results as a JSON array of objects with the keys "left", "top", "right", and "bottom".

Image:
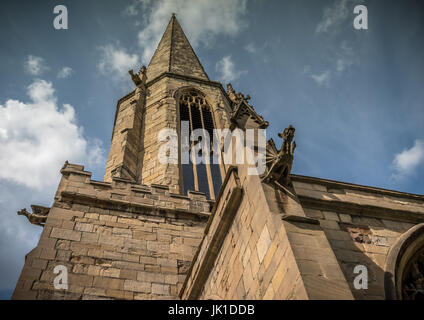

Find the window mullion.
[
  {"left": 188, "top": 102, "right": 199, "bottom": 192},
  {"left": 199, "top": 105, "right": 215, "bottom": 200}
]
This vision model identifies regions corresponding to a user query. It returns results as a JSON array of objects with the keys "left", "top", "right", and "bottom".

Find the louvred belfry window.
[{"left": 179, "top": 90, "right": 222, "bottom": 199}]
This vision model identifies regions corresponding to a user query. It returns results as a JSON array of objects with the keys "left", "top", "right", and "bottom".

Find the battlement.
[
  {"left": 59, "top": 162, "right": 212, "bottom": 218},
  {"left": 13, "top": 163, "right": 211, "bottom": 300}
]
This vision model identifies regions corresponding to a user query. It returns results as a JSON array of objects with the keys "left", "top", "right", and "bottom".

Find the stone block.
[
  {"left": 98, "top": 234, "right": 124, "bottom": 247},
  {"left": 339, "top": 214, "right": 352, "bottom": 223},
  {"left": 75, "top": 222, "right": 93, "bottom": 232},
  {"left": 85, "top": 213, "right": 99, "bottom": 220},
  {"left": 93, "top": 277, "right": 124, "bottom": 290},
  {"left": 112, "top": 228, "right": 132, "bottom": 238},
  {"left": 323, "top": 211, "right": 339, "bottom": 221},
  {"left": 133, "top": 230, "right": 157, "bottom": 241},
  {"left": 123, "top": 280, "right": 151, "bottom": 293},
  {"left": 105, "top": 289, "right": 133, "bottom": 300},
  {"left": 120, "top": 269, "right": 137, "bottom": 280},
  {"left": 61, "top": 220, "right": 75, "bottom": 230},
  {"left": 152, "top": 283, "right": 170, "bottom": 295},
  {"left": 49, "top": 208, "right": 84, "bottom": 221},
  {"left": 256, "top": 225, "right": 272, "bottom": 263},
  {"left": 303, "top": 208, "right": 324, "bottom": 219},
  {"left": 320, "top": 220, "right": 340, "bottom": 230},
  {"left": 51, "top": 228, "right": 82, "bottom": 242},
  {"left": 81, "top": 232, "right": 99, "bottom": 243}
]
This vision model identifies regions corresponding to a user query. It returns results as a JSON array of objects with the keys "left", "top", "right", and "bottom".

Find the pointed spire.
[{"left": 146, "top": 15, "right": 209, "bottom": 82}]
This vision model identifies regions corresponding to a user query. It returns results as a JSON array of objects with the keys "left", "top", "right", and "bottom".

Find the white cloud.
[
  {"left": 0, "top": 79, "right": 105, "bottom": 293},
  {"left": 302, "top": 65, "right": 311, "bottom": 75},
  {"left": 133, "top": 0, "right": 248, "bottom": 63},
  {"left": 0, "top": 79, "right": 105, "bottom": 190},
  {"left": 24, "top": 55, "right": 49, "bottom": 76},
  {"left": 57, "top": 66, "right": 74, "bottom": 79},
  {"left": 307, "top": 2, "right": 361, "bottom": 85},
  {"left": 123, "top": 1, "right": 140, "bottom": 16},
  {"left": 316, "top": 0, "right": 352, "bottom": 34},
  {"left": 215, "top": 55, "right": 247, "bottom": 83},
  {"left": 244, "top": 41, "right": 270, "bottom": 63},
  {"left": 336, "top": 58, "right": 350, "bottom": 73},
  {"left": 244, "top": 42, "right": 258, "bottom": 54},
  {"left": 310, "top": 70, "right": 331, "bottom": 86},
  {"left": 336, "top": 41, "right": 356, "bottom": 73},
  {"left": 392, "top": 140, "right": 424, "bottom": 180},
  {"left": 97, "top": 44, "right": 140, "bottom": 83}
]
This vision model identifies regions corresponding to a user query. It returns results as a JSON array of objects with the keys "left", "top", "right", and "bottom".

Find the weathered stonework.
[
  {"left": 104, "top": 15, "right": 232, "bottom": 193},
  {"left": 13, "top": 14, "right": 424, "bottom": 300},
  {"left": 13, "top": 163, "right": 210, "bottom": 300},
  {"left": 180, "top": 165, "right": 424, "bottom": 300}
]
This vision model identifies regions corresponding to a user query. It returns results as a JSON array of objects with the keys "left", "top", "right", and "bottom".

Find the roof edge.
[{"left": 291, "top": 174, "right": 424, "bottom": 200}]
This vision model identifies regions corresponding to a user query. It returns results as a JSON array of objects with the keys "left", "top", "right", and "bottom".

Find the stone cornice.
[
  {"left": 292, "top": 174, "right": 424, "bottom": 201},
  {"left": 59, "top": 190, "right": 210, "bottom": 221},
  {"left": 147, "top": 72, "right": 230, "bottom": 103},
  {"left": 298, "top": 195, "right": 424, "bottom": 224}
]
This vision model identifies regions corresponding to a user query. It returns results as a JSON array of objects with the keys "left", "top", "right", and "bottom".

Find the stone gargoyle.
[
  {"left": 261, "top": 125, "right": 296, "bottom": 187},
  {"left": 129, "top": 66, "right": 147, "bottom": 87},
  {"left": 17, "top": 205, "right": 50, "bottom": 227}
]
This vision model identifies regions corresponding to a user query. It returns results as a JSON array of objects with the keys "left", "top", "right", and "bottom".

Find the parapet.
[{"left": 55, "top": 161, "right": 212, "bottom": 220}]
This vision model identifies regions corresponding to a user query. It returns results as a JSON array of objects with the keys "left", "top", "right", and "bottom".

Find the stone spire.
[{"left": 146, "top": 14, "right": 209, "bottom": 81}]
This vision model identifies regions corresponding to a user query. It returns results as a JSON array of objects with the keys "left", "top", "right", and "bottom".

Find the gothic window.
[
  {"left": 402, "top": 247, "right": 424, "bottom": 300},
  {"left": 179, "top": 90, "right": 222, "bottom": 199},
  {"left": 385, "top": 224, "right": 424, "bottom": 300}
]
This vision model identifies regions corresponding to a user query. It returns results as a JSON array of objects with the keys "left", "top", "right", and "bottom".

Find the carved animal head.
[
  {"left": 17, "top": 208, "right": 28, "bottom": 216},
  {"left": 279, "top": 125, "right": 295, "bottom": 142}
]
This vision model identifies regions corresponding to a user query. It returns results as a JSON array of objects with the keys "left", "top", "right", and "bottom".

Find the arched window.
[
  {"left": 402, "top": 247, "right": 424, "bottom": 300},
  {"left": 385, "top": 223, "right": 424, "bottom": 300},
  {"left": 178, "top": 89, "right": 222, "bottom": 199}
]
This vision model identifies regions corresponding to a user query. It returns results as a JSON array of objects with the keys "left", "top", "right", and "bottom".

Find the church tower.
[
  {"left": 12, "top": 14, "right": 236, "bottom": 300},
  {"left": 104, "top": 14, "right": 231, "bottom": 200}
]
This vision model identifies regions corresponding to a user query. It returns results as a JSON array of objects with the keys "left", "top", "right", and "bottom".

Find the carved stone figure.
[
  {"left": 228, "top": 83, "right": 268, "bottom": 129},
  {"left": 17, "top": 205, "right": 50, "bottom": 227},
  {"left": 129, "top": 66, "right": 147, "bottom": 87},
  {"left": 279, "top": 125, "right": 296, "bottom": 156},
  {"left": 61, "top": 160, "right": 69, "bottom": 171},
  {"left": 227, "top": 83, "right": 251, "bottom": 105},
  {"left": 262, "top": 125, "right": 296, "bottom": 187},
  {"left": 227, "top": 83, "right": 238, "bottom": 104}
]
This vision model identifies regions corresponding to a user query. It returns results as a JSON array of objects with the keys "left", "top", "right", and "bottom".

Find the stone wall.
[
  {"left": 181, "top": 164, "right": 424, "bottom": 300},
  {"left": 293, "top": 176, "right": 424, "bottom": 299},
  {"left": 181, "top": 162, "right": 354, "bottom": 300},
  {"left": 104, "top": 88, "right": 145, "bottom": 184},
  {"left": 13, "top": 162, "right": 424, "bottom": 300},
  {"left": 184, "top": 168, "right": 311, "bottom": 299},
  {"left": 13, "top": 163, "right": 210, "bottom": 300}
]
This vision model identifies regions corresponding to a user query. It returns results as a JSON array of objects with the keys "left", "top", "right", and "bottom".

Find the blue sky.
[{"left": 0, "top": 0, "right": 423, "bottom": 299}]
